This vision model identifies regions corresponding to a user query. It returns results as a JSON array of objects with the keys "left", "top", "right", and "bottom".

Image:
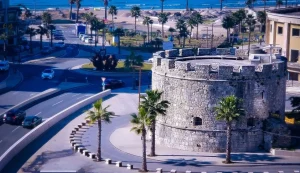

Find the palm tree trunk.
[
  {"left": 118, "top": 36, "right": 121, "bottom": 54},
  {"left": 141, "top": 128, "right": 148, "bottom": 171},
  {"left": 40, "top": 34, "right": 42, "bottom": 50},
  {"left": 90, "top": 28, "right": 93, "bottom": 38},
  {"left": 147, "top": 25, "right": 150, "bottom": 43},
  {"left": 225, "top": 122, "right": 232, "bottom": 163},
  {"left": 150, "top": 24, "right": 153, "bottom": 42},
  {"left": 135, "top": 17, "right": 137, "bottom": 34},
  {"left": 183, "top": 36, "right": 186, "bottom": 48},
  {"left": 50, "top": 30, "right": 53, "bottom": 47},
  {"left": 76, "top": 8, "right": 79, "bottom": 23},
  {"left": 162, "top": 24, "right": 164, "bottom": 38},
  {"left": 248, "top": 29, "right": 251, "bottom": 55},
  {"left": 97, "top": 119, "right": 102, "bottom": 161},
  {"left": 189, "top": 27, "right": 192, "bottom": 43},
  {"left": 3, "top": 42, "right": 6, "bottom": 61},
  {"left": 30, "top": 35, "right": 33, "bottom": 54},
  {"left": 69, "top": 4, "right": 73, "bottom": 20},
  {"left": 196, "top": 24, "right": 199, "bottom": 40},
  {"left": 150, "top": 120, "right": 156, "bottom": 156},
  {"left": 105, "top": 5, "right": 107, "bottom": 20}
]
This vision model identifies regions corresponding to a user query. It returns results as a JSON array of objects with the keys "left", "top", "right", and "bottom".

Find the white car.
[
  {"left": 41, "top": 69, "right": 55, "bottom": 79},
  {"left": 81, "top": 35, "right": 89, "bottom": 41},
  {"left": 148, "top": 58, "right": 153, "bottom": 63},
  {"left": 84, "top": 38, "right": 93, "bottom": 44},
  {"left": 0, "top": 61, "right": 9, "bottom": 71},
  {"left": 54, "top": 41, "right": 65, "bottom": 48}
]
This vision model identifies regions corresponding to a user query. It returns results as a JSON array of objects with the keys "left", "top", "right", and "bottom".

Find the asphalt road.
[
  {"left": 0, "top": 71, "right": 9, "bottom": 83},
  {"left": 0, "top": 84, "right": 100, "bottom": 157}
]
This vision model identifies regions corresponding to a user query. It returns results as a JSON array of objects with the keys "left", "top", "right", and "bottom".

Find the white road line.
[
  {"left": 12, "top": 126, "right": 20, "bottom": 133},
  {"left": 0, "top": 140, "right": 2, "bottom": 144},
  {"left": 76, "top": 95, "right": 88, "bottom": 100},
  {"left": 52, "top": 100, "right": 63, "bottom": 106},
  {"left": 72, "top": 94, "right": 80, "bottom": 97},
  {"left": 59, "top": 93, "right": 70, "bottom": 97},
  {"left": 35, "top": 112, "right": 42, "bottom": 116},
  {"left": 12, "top": 92, "right": 19, "bottom": 95}
]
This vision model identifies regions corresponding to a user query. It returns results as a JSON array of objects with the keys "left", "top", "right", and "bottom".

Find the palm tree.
[
  {"left": 140, "top": 90, "right": 170, "bottom": 157},
  {"left": 69, "top": 0, "right": 76, "bottom": 19},
  {"left": 0, "top": 33, "right": 8, "bottom": 60},
  {"left": 220, "top": 0, "right": 224, "bottom": 11},
  {"left": 245, "top": 14, "right": 256, "bottom": 55},
  {"left": 276, "top": 0, "right": 283, "bottom": 8},
  {"left": 91, "top": 18, "right": 106, "bottom": 47},
  {"left": 83, "top": 12, "right": 96, "bottom": 36},
  {"left": 222, "top": 14, "right": 236, "bottom": 42},
  {"left": 214, "top": 95, "right": 244, "bottom": 164},
  {"left": 75, "top": 0, "right": 82, "bottom": 23},
  {"left": 103, "top": 0, "right": 109, "bottom": 20},
  {"left": 112, "top": 28, "right": 125, "bottom": 54},
  {"left": 130, "top": 6, "right": 141, "bottom": 34},
  {"left": 36, "top": 26, "right": 48, "bottom": 50},
  {"left": 143, "top": 16, "right": 151, "bottom": 43},
  {"left": 142, "top": 34, "right": 147, "bottom": 45},
  {"left": 85, "top": 99, "right": 114, "bottom": 161},
  {"left": 109, "top": 5, "right": 118, "bottom": 29},
  {"left": 187, "top": 17, "right": 196, "bottom": 43},
  {"left": 176, "top": 18, "right": 188, "bottom": 47},
  {"left": 25, "top": 27, "right": 36, "bottom": 54},
  {"left": 149, "top": 19, "right": 154, "bottom": 42},
  {"left": 256, "top": 11, "right": 266, "bottom": 32},
  {"left": 130, "top": 107, "right": 152, "bottom": 172},
  {"left": 233, "top": 9, "right": 246, "bottom": 33},
  {"left": 42, "top": 12, "right": 52, "bottom": 26},
  {"left": 124, "top": 51, "right": 143, "bottom": 69},
  {"left": 246, "top": 0, "right": 256, "bottom": 9},
  {"left": 191, "top": 12, "right": 203, "bottom": 40},
  {"left": 158, "top": 12, "right": 168, "bottom": 38},
  {"left": 168, "top": 27, "right": 176, "bottom": 36},
  {"left": 18, "top": 4, "right": 32, "bottom": 19},
  {"left": 160, "top": 0, "right": 164, "bottom": 13},
  {"left": 48, "top": 25, "right": 56, "bottom": 47}
]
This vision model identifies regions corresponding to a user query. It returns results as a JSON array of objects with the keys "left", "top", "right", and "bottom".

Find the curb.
[{"left": 23, "top": 50, "right": 67, "bottom": 64}]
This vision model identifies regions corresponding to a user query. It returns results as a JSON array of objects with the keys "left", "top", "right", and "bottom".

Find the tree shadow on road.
[
  {"left": 160, "top": 158, "right": 212, "bottom": 167},
  {"left": 216, "top": 153, "right": 283, "bottom": 163}
]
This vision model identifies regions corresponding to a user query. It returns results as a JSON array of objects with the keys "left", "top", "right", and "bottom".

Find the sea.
[{"left": 9, "top": 0, "right": 298, "bottom": 10}]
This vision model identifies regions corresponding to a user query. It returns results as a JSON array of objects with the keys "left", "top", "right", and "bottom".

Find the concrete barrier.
[{"left": 0, "top": 89, "right": 111, "bottom": 171}]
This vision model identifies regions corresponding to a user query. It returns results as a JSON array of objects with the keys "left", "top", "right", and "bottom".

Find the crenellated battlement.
[{"left": 152, "top": 57, "right": 286, "bottom": 81}]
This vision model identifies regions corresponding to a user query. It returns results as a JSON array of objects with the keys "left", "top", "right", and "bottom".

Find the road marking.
[
  {"left": 12, "top": 126, "right": 20, "bottom": 133},
  {"left": 52, "top": 100, "right": 63, "bottom": 106},
  {"left": 35, "top": 112, "right": 42, "bottom": 116},
  {"left": 0, "top": 140, "right": 2, "bottom": 144},
  {"left": 76, "top": 95, "right": 89, "bottom": 100},
  {"left": 72, "top": 94, "right": 80, "bottom": 97},
  {"left": 59, "top": 93, "right": 70, "bottom": 97},
  {"left": 12, "top": 92, "right": 19, "bottom": 95}
]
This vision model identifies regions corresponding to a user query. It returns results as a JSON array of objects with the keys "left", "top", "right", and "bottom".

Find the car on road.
[
  {"left": 54, "top": 41, "right": 65, "bottom": 48},
  {"left": 22, "top": 115, "right": 42, "bottom": 128},
  {"left": 0, "top": 61, "right": 9, "bottom": 71},
  {"left": 41, "top": 69, "right": 55, "bottom": 79},
  {"left": 105, "top": 79, "right": 125, "bottom": 89},
  {"left": 3, "top": 109, "right": 26, "bottom": 125},
  {"left": 54, "top": 35, "right": 65, "bottom": 40},
  {"left": 41, "top": 46, "right": 54, "bottom": 54}
]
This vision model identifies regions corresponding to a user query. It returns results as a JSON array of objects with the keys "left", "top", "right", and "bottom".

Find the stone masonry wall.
[{"left": 152, "top": 56, "right": 286, "bottom": 152}]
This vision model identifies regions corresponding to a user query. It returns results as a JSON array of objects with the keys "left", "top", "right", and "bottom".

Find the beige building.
[{"left": 266, "top": 7, "right": 300, "bottom": 81}]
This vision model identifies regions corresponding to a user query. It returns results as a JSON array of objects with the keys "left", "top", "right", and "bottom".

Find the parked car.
[
  {"left": 84, "top": 37, "right": 93, "bottom": 44},
  {"left": 3, "top": 109, "right": 26, "bottom": 125},
  {"left": 54, "top": 34, "right": 64, "bottom": 40},
  {"left": 54, "top": 41, "right": 65, "bottom": 48},
  {"left": 41, "top": 69, "right": 55, "bottom": 79},
  {"left": 41, "top": 46, "right": 53, "bottom": 54},
  {"left": 78, "top": 33, "right": 85, "bottom": 39},
  {"left": 81, "top": 35, "right": 89, "bottom": 41},
  {"left": 105, "top": 79, "right": 125, "bottom": 89},
  {"left": 0, "top": 61, "right": 9, "bottom": 71},
  {"left": 22, "top": 115, "right": 42, "bottom": 128}
]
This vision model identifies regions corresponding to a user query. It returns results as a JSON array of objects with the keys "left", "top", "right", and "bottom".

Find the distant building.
[{"left": 266, "top": 7, "right": 300, "bottom": 81}]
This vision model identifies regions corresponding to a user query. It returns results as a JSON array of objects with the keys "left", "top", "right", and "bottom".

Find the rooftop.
[
  {"left": 268, "top": 7, "right": 300, "bottom": 16},
  {"left": 185, "top": 59, "right": 253, "bottom": 66}
]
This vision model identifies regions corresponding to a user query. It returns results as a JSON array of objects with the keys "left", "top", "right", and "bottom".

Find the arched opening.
[{"left": 193, "top": 117, "right": 202, "bottom": 126}]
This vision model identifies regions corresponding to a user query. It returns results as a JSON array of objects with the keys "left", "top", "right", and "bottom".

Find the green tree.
[
  {"left": 130, "top": 6, "right": 141, "bottom": 34},
  {"left": 214, "top": 95, "right": 244, "bottom": 164},
  {"left": 176, "top": 18, "right": 189, "bottom": 47},
  {"left": 143, "top": 16, "right": 151, "bottom": 43},
  {"left": 187, "top": 17, "right": 196, "bottom": 43},
  {"left": 91, "top": 18, "right": 106, "bottom": 47},
  {"left": 69, "top": 0, "right": 76, "bottom": 19},
  {"left": 83, "top": 12, "right": 96, "bottom": 36},
  {"left": 109, "top": 5, "right": 118, "bottom": 28},
  {"left": 25, "top": 27, "right": 36, "bottom": 54},
  {"left": 149, "top": 19, "right": 154, "bottom": 42},
  {"left": 112, "top": 28, "right": 125, "bottom": 54},
  {"left": 18, "top": 4, "right": 32, "bottom": 19},
  {"left": 140, "top": 90, "right": 170, "bottom": 157},
  {"left": 191, "top": 12, "right": 203, "bottom": 40},
  {"left": 85, "top": 99, "right": 114, "bottom": 161},
  {"left": 47, "top": 25, "right": 56, "bottom": 47},
  {"left": 124, "top": 51, "right": 143, "bottom": 69},
  {"left": 256, "top": 11, "right": 266, "bottom": 32},
  {"left": 0, "top": 33, "right": 8, "bottom": 60},
  {"left": 289, "top": 97, "right": 300, "bottom": 112},
  {"left": 233, "top": 9, "right": 246, "bottom": 33},
  {"left": 168, "top": 27, "right": 176, "bottom": 36},
  {"left": 245, "top": 14, "right": 256, "bottom": 54},
  {"left": 222, "top": 14, "right": 236, "bottom": 42},
  {"left": 160, "top": 0, "right": 164, "bottom": 13},
  {"left": 42, "top": 12, "right": 52, "bottom": 26},
  {"left": 75, "top": 0, "right": 82, "bottom": 23},
  {"left": 276, "top": 0, "right": 283, "bottom": 8},
  {"left": 103, "top": 0, "right": 109, "bottom": 20},
  {"left": 130, "top": 107, "right": 152, "bottom": 172},
  {"left": 158, "top": 12, "right": 168, "bottom": 38},
  {"left": 36, "top": 26, "right": 48, "bottom": 50}
]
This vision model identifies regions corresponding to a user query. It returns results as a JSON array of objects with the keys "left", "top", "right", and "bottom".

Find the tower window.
[{"left": 193, "top": 117, "right": 202, "bottom": 126}]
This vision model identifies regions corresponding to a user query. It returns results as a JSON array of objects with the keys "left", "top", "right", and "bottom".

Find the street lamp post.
[
  {"left": 132, "top": 65, "right": 142, "bottom": 106},
  {"left": 101, "top": 77, "right": 106, "bottom": 91}
]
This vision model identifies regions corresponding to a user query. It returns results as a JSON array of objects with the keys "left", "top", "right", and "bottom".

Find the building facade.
[{"left": 266, "top": 7, "right": 300, "bottom": 81}]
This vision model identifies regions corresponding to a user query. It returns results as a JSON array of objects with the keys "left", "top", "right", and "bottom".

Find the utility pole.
[{"left": 201, "top": 27, "right": 212, "bottom": 48}]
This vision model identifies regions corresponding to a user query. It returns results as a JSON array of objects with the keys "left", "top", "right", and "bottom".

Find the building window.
[
  {"left": 270, "top": 24, "right": 272, "bottom": 32},
  {"left": 292, "top": 28, "right": 300, "bottom": 36},
  {"left": 193, "top": 117, "right": 202, "bottom": 126},
  {"left": 291, "top": 50, "right": 299, "bottom": 62},
  {"left": 278, "top": 26, "right": 283, "bottom": 34},
  {"left": 247, "top": 118, "right": 255, "bottom": 126}
]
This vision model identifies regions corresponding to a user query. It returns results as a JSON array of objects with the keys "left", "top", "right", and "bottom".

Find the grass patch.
[{"left": 82, "top": 61, "right": 152, "bottom": 72}]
